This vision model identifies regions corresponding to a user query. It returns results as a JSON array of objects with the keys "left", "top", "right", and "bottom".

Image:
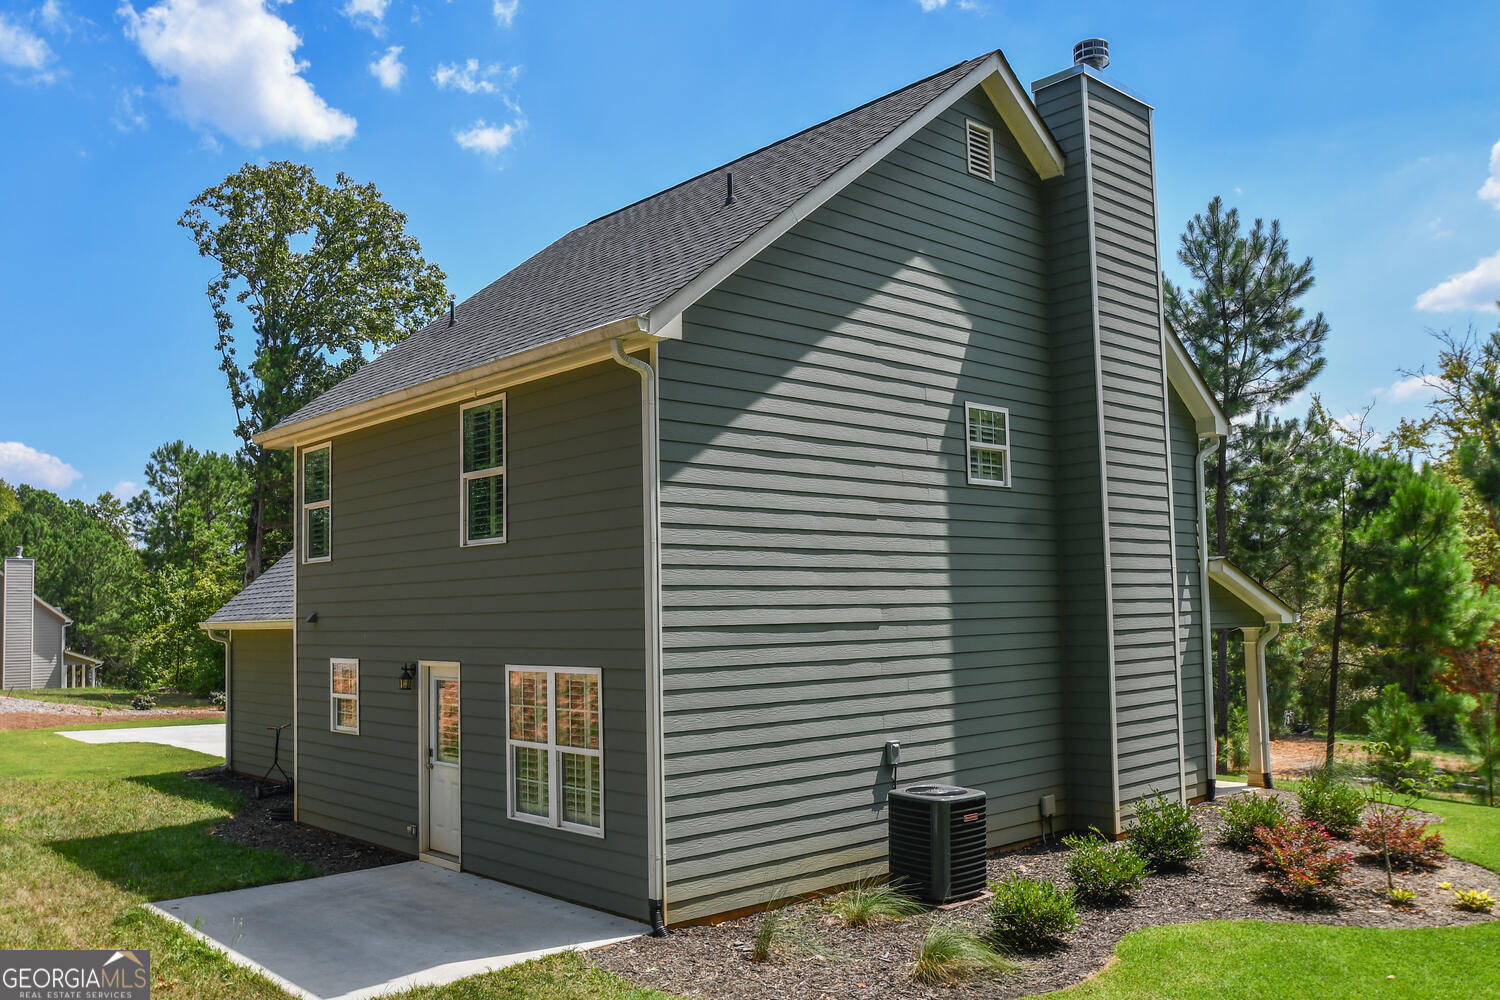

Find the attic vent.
[{"left": 964, "top": 120, "right": 995, "bottom": 182}]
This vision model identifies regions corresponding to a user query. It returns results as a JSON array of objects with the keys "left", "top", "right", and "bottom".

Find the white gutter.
[
  {"left": 207, "top": 627, "right": 233, "bottom": 767},
  {"left": 609, "top": 338, "right": 669, "bottom": 935},
  {"left": 1195, "top": 435, "right": 1222, "bottom": 799}
]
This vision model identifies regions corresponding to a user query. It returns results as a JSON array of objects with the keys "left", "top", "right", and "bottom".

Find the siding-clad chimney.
[
  {"left": 1034, "top": 45, "right": 1183, "bottom": 833},
  {"left": 3, "top": 554, "right": 36, "bottom": 689}
]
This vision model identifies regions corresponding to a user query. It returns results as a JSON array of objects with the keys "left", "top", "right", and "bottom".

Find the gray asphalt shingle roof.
[
  {"left": 204, "top": 556, "right": 294, "bottom": 625},
  {"left": 269, "top": 54, "right": 987, "bottom": 434}
]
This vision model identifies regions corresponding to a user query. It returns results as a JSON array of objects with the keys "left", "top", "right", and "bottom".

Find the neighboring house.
[
  {"left": 1, "top": 549, "right": 102, "bottom": 689},
  {"left": 205, "top": 40, "right": 1295, "bottom": 928}
]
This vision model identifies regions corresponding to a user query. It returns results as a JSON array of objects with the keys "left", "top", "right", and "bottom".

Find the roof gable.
[
  {"left": 202, "top": 555, "right": 294, "bottom": 627},
  {"left": 259, "top": 49, "right": 1063, "bottom": 446}
]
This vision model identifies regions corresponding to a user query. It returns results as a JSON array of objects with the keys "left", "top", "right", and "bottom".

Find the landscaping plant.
[
  {"left": 1453, "top": 888, "right": 1495, "bottom": 913},
  {"left": 210, "top": 689, "right": 227, "bottom": 709},
  {"left": 1218, "top": 793, "right": 1289, "bottom": 850},
  {"left": 1127, "top": 790, "right": 1203, "bottom": 871},
  {"left": 749, "top": 901, "right": 840, "bottom": 964},
  {"left": 911, "top": 923, "right": 1014, "bottom": 985},
  {"left": 1296, "top": 764, "right": 1365, "bottom": 838},
  {"left": 1361, "top": 744, "right": 1452, "bottom": 894},
  {"left": 1386, "top": 886, "right": 1417, "bottom": 906},
  {"left": 823, "top": 879, "right": 923, "bottom": 927},
  {"left": 130, "top": 692, "right": 157, "bottom": 711},
  {"left": 986, "top": 875, "right": 1078, "bottom": 953},
  {"left": 1357, "top": 809, "right": 1446, "bottom": 869},
  {"left": 1458, "top": 690, "right": 1500, "bottom": 808},
  {"left": 1250, "top": 819, "right": 1353, "bottom": 906},
  {"left": 1061, "top": 829, "right": 1148, "bottom": 905}
]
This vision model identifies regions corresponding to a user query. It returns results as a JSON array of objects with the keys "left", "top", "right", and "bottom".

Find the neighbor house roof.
[
  {"left": 202, "top": 556, "right": 294, "bottom": 628},
  {"left": 1208, "top": 557, "right": 1297, "bottom": 626},
  {"left": 259, "top": 49, "right": 1064, "bottom": 446},
  {"left": 64, "top": 649, "right": 103, "bottom": 666}
]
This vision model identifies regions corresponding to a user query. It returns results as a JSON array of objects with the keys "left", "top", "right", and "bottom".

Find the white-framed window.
[
  {"left": 330, "top": 658, "right": 359, "bottom": 733},
  {"left": 505, "top": 665, "right": 603, "bottom": 836},
  {"left": 965, "top": 402, "right": 1011, "bottom": 488},
  {"left": 460, "top": 394, "right": 506, "bottom": 546},
  {"left": 965, "top": 119, "right": 995, "bottom": 182},
  {"left": 302, "top": 443, "right": 332, "bottom": 563}
]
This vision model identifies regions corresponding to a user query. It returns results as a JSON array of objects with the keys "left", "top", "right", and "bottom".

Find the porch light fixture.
[{"left": 399, "top": 662, "right": 416, "bottom": 691}]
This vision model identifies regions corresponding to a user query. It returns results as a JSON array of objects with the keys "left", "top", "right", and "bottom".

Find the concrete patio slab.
[
  {"left": 58, "top": 723, "right": 225, "bottom": 757},
  {"left": 148, "top": 861, "right": 645, "bottom": 1000}
]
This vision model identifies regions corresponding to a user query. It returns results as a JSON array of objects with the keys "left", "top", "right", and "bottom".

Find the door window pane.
[{"left": 436, "top": 679, "right": 460, "bottom": 764}]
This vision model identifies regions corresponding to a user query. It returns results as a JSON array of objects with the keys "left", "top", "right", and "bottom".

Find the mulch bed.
[
  {"left": 186, "top": 766, "right": 411, "bottom": 876},
  {"left": 590, "top": 791, "right": 1500, "bottom": 1000}
]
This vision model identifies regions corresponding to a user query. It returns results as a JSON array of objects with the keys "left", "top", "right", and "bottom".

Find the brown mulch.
[
  {"left": 590, "top": 791, "right": 1500, "bottom": 1000},
  {"left": 186, "top": 766, "right": 411, "bottom": 876}
]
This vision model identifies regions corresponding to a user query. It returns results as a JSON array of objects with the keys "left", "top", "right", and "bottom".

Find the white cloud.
[
  {"left": 1480, "top": 139, "right": 1500, "bottom": 209},
  {"left": 39, "top": 0, "right": 63, "bottom": 30},
  {"left": 369, "top": 44, "right": 403, "bottom": 90},
  {"left": 0, "top": 11, "right": 55, "bottom": 78},
  {"left": 118, "top": 0, "right": 356, "bottom": 148},
  {"left": 110, "top": 479, "right": 141, "bottom": 499},
  {"left": 492, "top": 0, "right": 518, "bottom": 27},
  {"left": 432, "top": 57, "right": 515, "bottom": 94},
  {"left": 915, "top": 0, "right": 946, "bottom": 9},
  {"left": 112, "top": 84, "right": 147, "bottom": 130},
  {"left": 1377, "top": 374, "right": 1447, "bottom": 404},
  {"left": 0, "top": 442, "right": 81, "bottom": 491},
  {"left": 1428, "top": 216, "right": 1453, "bottom": 240},
  {"left": 454, "top": 117, "right": 521, "bottom": 156},
  {"left": 341, "top": 0, "right": 389, "bottom": 34},
  {"left": 1415, "top": 249, "right": 1500, "bottom": 313}
]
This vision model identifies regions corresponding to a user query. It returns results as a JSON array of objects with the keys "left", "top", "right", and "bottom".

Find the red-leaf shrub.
[
  {"left": 1250, "top": 820, "right": 1353, "bottom": 906},
  {"left": 1356, "top": 809, "right": 1446, "bottom": 868}
]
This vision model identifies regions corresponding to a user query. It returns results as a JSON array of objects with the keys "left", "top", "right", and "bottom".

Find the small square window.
[{"left": 966, "top": 402, "right": 1011, "bottom": 488}]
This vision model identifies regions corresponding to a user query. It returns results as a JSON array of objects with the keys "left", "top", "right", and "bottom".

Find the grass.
[
  {"left": 822, "top": 878, "right": 924, "bottom": 926},
  {"left": 912, "top": 923, "right": 1014, "bottom": 985},
  {"left": 390, "top": 951, "right": 674, "bottom": 999},
  {"left": 3, "top": 686, "right": 218, "bottom": 711},
  {"left": 0, "top": 727, "right": 220, "bottom": 779}
]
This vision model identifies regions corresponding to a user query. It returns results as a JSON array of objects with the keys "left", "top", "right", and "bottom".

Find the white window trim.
[
  {"left": 965, "top": 401, "right": 1012, "bottom": 488},
  {"left": 330, "top": 658, "right": 359, "bottom": 734},
  {"left": 504, "top": 664, "right": 604, "bottom": 838},
  {"left": 301, "top": 442, "right": 332, "bottom": 564},
  {"left": 459, "top": 393, "right": 507, "bottom": 547},
  {"left": 965, "top": 118, "right": 996, "bottom": 182}
]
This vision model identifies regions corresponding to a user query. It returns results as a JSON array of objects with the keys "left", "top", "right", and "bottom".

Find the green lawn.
[{"left": 3, "top": 686, "right": 218, "bottom": 711}]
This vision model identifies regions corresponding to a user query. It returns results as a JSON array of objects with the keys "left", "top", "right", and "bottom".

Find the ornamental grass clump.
[
  {"left": 823, "top": 879, "right": 924, "bottom": 927},
  {"left": 986, "top": 875, "right": 1078, "bottom": 953},
  {"left": 1356, "top": 809, "right": 1446, "bottom": 869},
  {"left": 1062, "top": 829, "right": 1148, "bottom": 905},
  {"left": 1250, "top": 819, "right": 1353, "bottom": 907},
  {"left": 1217, "top": 793, "right": 1289, "bottom": 850},
  {"left": 1127, "top": 791, "right": 1203, "bottom": 871},
  {"left": 911, "top": 923, "right": 1015, "bottom": 985},
  {"left": 1296, "top": 765, "right": 1365, "bottom": 839}
]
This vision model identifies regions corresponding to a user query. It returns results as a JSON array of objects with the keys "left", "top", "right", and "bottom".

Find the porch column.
[{"left": 1242, "top": 626, "right": 1273, "bottom": 788}]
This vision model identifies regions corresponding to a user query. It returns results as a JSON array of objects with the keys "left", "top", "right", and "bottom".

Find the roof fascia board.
[
  {"left": 256, "top": 318, "right": 653, "bottom": 449},
  {"left": 33, "top": 595, "right": 70, "bottom": 623},
  {"left": 1208, "top": 558, "right": 1297, "bottom": 624},
  {"left": 64, "top": 650, "right": 103, "bottom": 665},
  {"left": 645, "top": 52, "right": 1063, "bottom": 336},
  {"left": 1165, "top": 327, "right": 1229, "bottom": 437},
  {"left": 198, "top": 619, "right": 294, "bottom": 631}
]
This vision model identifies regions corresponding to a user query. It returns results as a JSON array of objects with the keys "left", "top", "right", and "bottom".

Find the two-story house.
[
  {"left": 203, "top": 39, "right": 1295, "bottom": 930},
  {"left": 2, "top": 548, "right": 103, "bottom": 690}
]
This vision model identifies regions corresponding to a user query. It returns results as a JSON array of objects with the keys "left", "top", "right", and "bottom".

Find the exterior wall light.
[{"left": 399, "top": 662, "right": 416, "bottom": 691}]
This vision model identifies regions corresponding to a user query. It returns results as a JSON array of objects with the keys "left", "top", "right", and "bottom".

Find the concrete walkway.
[
  {"left": 148, "top": 861, "right": 644, "bottom": 1000},
  {"left": 58, "top": 723, "right": 225, "bottom": 757}
]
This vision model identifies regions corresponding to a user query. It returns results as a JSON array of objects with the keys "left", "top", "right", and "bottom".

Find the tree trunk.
[{"left": 244, "top": 451, "right": 268, "bottom": 585}]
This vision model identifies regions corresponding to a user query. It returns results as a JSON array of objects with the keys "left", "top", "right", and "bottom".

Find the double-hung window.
[
  {"left": 330, "top": 658, "right": 359, "bottom": 733},
  {"left": 461, "top": 395, "right": 506, "bottom": 545},
  {"left": 505, "top": 666, "right": 603, "bottom": 835},
  {"left": 302, "top": 444, "right": 332, "bottom": 562},
  {"left": 966, "top": 402, "right": 1011, "bottom": 487}
]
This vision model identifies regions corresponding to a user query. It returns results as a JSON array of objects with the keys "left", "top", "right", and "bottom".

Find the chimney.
[
  {"left": 1072, "top": 37, "right": 1109, "bottom": 71},
  {"left": 13, "top": 546, "right": 21, "bottom": 558}
]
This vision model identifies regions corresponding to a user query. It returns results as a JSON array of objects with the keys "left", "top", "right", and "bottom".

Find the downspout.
[
  {"left": 609, "top": 338, "right": 669, "bottom": 937},
  {"left": 1195, "top": 435, "right": 1222, "bottom": 801},
  {"left": 207, "top": 627, "right": 232, "bottom": 768}
]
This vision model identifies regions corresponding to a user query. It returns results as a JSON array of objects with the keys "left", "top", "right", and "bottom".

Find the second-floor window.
[
  {"left": 965, "top": 402, "right": 1011, "bottom": 488},
  {"left": 302, "top": 444, "right": 331, "bottom": 562},
  {"left": 461, "top": 394, "right": 506, "bottom": 545}
]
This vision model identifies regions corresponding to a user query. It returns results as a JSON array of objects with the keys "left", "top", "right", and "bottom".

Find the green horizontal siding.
[
  {"left": 229, "top": 629, "right": 295, "bottom": 778},
  {"left": 1169, "top": 396, "right": 1210, "bottom": 798}
]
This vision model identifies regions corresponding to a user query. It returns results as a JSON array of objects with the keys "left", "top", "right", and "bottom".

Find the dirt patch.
[
  {"left": 0, "top": 693, "right": 221, "bottom": 731},
  {"left": 590, "top": 792, "right": 1499, "bottom": 1000},
  {"left": 1269, "top": 734, "right": 1474, "bottom": 782},
  {"left": 186, "top": 766, "right": 411, "bottom": 876}
]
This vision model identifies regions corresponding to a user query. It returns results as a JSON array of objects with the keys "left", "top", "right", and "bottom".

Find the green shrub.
[
  {"left": 1356, "top": 808, "right": 1446, "bottom": 869},
  {"left": 1453, "top": 889, "right": 1495, "bottom": 913},
  {"left": 823, "top": 879, "right": 923, "bottom": 927},
  {"left": 1061, "top": 829, "right": 1147, "bottom": 905},
  {"left": 986, "top": 874, "right": 1078, "bottom": 953},
  {"left": 209, "top": 690, "right": 227, "bottom": 709},
  {"left": 911, "top": 923, "right": 1014, "bottom": 984},
  {"left": 1365, "top": 685, "right": 1436, "bottom": 788},
  {"left": 1219, "top": 704, "right": 1250, "bottom": 773},
  {"left": 129, "top": 692, "right": 157, "bottom": 711},
  {"left": 1127, "top": 790, "right": 1203, "bottom": 871},
  {"left": 1218, "top": 793, "right": 1289, "bottom": 850},
  {"left": 1296, "top": 765, "right": 1365, "bottom": 838}
]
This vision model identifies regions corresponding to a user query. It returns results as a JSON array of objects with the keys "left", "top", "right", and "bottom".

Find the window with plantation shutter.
[
  {"left": 460, "top": 394, "right": 506, "bottom": 545},
  {"left": 505, "top": 665, "right": 603, "bottom": 835},
  {"left": 966, "top": 402, "right": 1011, "bottom": 488},
  {"left": 965, "top": 119, "right": 995, "bottom": 182},
  {"left": 302, "top": 444, "right": 331, "bottom": 562},
  {"left": 330, "top": 658, "right": 358, "bottom": 733}
]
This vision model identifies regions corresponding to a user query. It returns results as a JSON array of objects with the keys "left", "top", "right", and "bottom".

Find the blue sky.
[{"left": 1, "top": 0, "right": 1498, "bottom": 501}]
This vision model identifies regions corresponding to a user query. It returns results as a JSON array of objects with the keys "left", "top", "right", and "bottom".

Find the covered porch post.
[{"left": 1241, "top": 624, "right": 1280, "bottom": 788}]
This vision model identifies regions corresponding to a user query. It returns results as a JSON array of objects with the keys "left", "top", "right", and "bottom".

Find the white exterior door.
[{"left": 426, "top": 664, "right": 461, "bottom": 858}]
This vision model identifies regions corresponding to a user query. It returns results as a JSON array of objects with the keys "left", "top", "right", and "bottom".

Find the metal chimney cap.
[{"left": 1073, "top": 37, "right": 1109, "bottom": 71}]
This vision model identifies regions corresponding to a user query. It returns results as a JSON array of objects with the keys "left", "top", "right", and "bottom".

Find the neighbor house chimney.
[{"left": 1072, "top": 37, "right": 1109, "bottom": 70}]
